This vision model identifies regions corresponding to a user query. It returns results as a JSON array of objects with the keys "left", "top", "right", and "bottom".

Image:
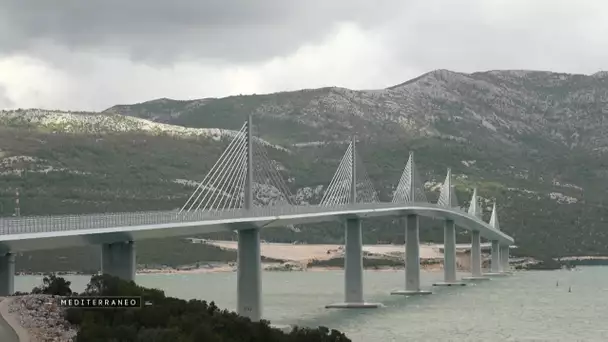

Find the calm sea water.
[{"left": 13, "top": 267, "right": 608, "bottom": 341}]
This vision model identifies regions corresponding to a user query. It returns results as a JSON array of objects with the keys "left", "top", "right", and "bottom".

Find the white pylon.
[
  {"left": 467, "top": 188, "right": 482, "bottom": 219},
  {"left": 489, "top": 202, "right": 500, "bottom": 230},
  {"left": 437, "top": 168, "right": 459, "bottom": 208}
]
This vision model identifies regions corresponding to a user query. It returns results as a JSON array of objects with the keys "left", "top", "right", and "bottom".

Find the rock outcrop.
[{"left": 8, "top": 295, "right": 77, "bottom": 342}]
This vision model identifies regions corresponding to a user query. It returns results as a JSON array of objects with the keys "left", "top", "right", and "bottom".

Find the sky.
[{"left": 1, "top": 0, "right": 607, "bottom": 111}]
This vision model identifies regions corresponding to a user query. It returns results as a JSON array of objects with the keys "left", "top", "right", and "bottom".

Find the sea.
[{"left": 12, "top": 267, "right": 608, "bottom": 342}]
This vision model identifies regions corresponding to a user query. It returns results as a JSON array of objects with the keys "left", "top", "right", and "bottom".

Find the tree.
[
  {"left": 65, "top": 275, "right": 351, "bottom": 341},
  {"left": 31, "top": 273, "right": 72, "bottom": 296}
]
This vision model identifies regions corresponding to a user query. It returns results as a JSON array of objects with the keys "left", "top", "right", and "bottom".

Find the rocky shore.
[{"left": 7, "top": 295, "right": 76, "bottom": 342}]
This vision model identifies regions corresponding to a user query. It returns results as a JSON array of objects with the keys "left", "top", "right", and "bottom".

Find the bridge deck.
[{"left": 0, "top": 203, "right": 514, "bottom": 252}]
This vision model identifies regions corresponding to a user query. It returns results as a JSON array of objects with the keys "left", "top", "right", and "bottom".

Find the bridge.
[{"left": 0, "top": 116, "right": 514, "bottom": 321}]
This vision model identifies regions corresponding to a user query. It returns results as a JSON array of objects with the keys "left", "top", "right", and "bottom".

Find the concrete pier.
[
  {"left": 392, "top": 215, "right": 431, "bottom": 295},
  {"left": 0, "top": 253, "right": 15, "bottom": 296},
  {"left": 500, "top": 245, "right": 510, "bottom": 272},
  {"left": 463, "top": 230, "right": 489, "bottom": 281},
  {"left": 327, "top": 218, "right": 383, "bottom": 308},
  {"left": 433, "top": 220, "right": 465, "bottom": 287},
  {"left": 101, "top": 241, "right": 135, "bottom": 281},
  {"left": 237, "top": 228, "right": 262, "bottom": 321},
  {"left": 485, "top": 240, "right": 507, "bottom": 276}
]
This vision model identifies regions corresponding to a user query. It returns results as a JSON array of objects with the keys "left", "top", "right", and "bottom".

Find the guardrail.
[{"left": 0, "top": 202, "right": 499, "bottom": 238}]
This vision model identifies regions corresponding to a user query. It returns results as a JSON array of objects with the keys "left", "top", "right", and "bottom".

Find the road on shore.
[
  {"left": 0, "top": 299, "right": 19, "bottom": 342},
  {"left": 0, "top": 315, "right": 18, "bottom": 342}
]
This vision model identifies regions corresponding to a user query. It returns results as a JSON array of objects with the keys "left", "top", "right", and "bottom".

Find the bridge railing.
[{"left": 0, "top": 202, "right": 473, "bottom": 236}]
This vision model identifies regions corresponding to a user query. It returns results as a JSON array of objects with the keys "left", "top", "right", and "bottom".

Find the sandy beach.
[
  {"left": 12, "top": 241, "right": 491, "bottom": 277},
  {"left": 134, "top": 240, "right": 479, "bottom": 275},
  {"left": 208, "top": 240, "right": 447, "bottom": 261}
]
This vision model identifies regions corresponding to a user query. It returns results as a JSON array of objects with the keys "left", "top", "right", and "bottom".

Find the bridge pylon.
[
  {"left": 320, "top": 137, "right": 379, "bottom": 206},
  {"left": 180, "top": 115, "right": 294, "bottom": 214},
  {"left": 437, "top": 168, "right": 459, "bottom": 208},
  {"left": 392, "top": 151, "right": 428, "bottom": 204},
  {"left": 391, "top": 151, "right": 432, "bottom": 296},
  {"left": 326, "top": 136, "right": 383, "bottom": 309},
  {"left": 433, "top": 168, "right": 466, "bottom": 287},
  {"left": 467, "top": 188, "right": 482, "bottom": 219},
  {"left": 489, "top": 202, "right": 500, "bottom": 230},
  {"left": 463, "top": 188, "right": 490, "bottom": 281},
  {"left": 179, "top": 115, "right": 296, "bottom": 321}
]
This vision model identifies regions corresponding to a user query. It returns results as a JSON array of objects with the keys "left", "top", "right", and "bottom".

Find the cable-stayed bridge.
[{"left": 0, "top": 116, "right": 514, "bottom": 321}]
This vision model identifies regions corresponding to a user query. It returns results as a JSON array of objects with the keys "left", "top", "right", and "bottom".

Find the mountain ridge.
[
  {"left": 102, "top": 68, "right": 608, "bottom": 109},
  {"left": 103, "top": 69, "right": 608, "bottom": 152}
]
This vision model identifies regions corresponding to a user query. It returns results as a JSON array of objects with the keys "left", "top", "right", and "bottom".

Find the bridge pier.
[
  {"left": 101, "top": 241, "right": 136, "bottom": 281},
  {"left": 237, "top": 228, "right": 262, "bottom": 321},
  {"left": 485, "top": 240, "right": 506, "bottom": 276},
  {"left": 433, "top": 220, "right": 465, "bottom": 287},
  {"left": 463, "top": 230, "right": 489, "bottom": 281},
  {"left": 0, "top": 253, "right": 15, "bottom": 296},
  {"left": 500, "top": 245, "right": 510, "bottom": 273},
  {"left": 327, "top": 218, "right": 382, "bottom": 309},
  {"left": 391, "top": 215, "right": 431, "bottom": 295}
]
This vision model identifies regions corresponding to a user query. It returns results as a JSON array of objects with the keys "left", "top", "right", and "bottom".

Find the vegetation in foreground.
[{"left": 29, "top": 274, "right": 351, "bottom": 342}]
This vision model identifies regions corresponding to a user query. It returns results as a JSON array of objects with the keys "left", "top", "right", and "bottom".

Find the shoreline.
[
  {"left": 137, "top": 263, "right": 448, "bottom": 275},
  {"left": 15, "top": 262, "right": 456, "bottom": 277},
  {"left": 15, "top": 237, "right": 606, "bottom": 277},
  {"left": 18, "top": 256, "right": 584, "bottom": 277}
]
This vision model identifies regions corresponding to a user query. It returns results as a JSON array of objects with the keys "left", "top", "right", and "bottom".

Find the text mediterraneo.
[{"left": 57, "top": 296, "right": 143, "bottom": 308}]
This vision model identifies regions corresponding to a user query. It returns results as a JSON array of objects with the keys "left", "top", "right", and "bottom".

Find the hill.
[{"left": 2, "top": 69, "right": 608, "bottom": 271}]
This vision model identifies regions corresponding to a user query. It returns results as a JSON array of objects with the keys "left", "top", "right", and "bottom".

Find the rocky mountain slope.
[
  {"left": 105, "top": 69, "right": 608, "bottom": 151},
  {"left": 2, "top": 69, "right": 608, "bottom": 261}
]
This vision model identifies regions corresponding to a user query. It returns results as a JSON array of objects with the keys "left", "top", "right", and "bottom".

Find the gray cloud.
[
  {"left": 1, "top": 0, "right": 608, "bottom": 111},
  {"left": 0, "top": 0, "right": 406, "bottom": 64},
  {"left": 381, "top": 1, "right": 608, "bottom": 74}
]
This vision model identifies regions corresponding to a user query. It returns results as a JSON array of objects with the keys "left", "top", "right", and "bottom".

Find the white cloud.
[
  {"left": 0, "top": 56, "right": 72, "bottom": 109},
  {"left": 1, "top": 23, "right": 411, "bottom": 111}
]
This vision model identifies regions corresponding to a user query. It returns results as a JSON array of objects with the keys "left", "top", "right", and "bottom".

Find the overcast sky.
[{"left": 1, "top": 0, "right": 607, "bottom": 111}]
